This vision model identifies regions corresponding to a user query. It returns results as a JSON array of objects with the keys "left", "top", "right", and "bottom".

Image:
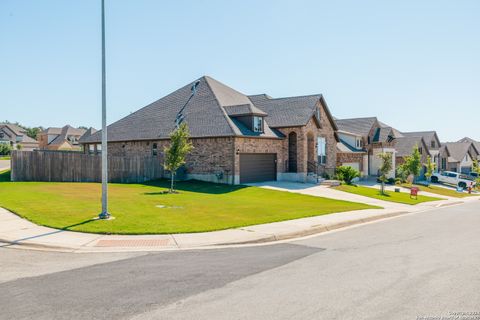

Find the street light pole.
[{"left": 99, "top": 0, "right": 110, "bottom": 219}]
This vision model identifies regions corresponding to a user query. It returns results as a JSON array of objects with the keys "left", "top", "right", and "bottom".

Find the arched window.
[{"left": 152, "top": 143, "right": 158, "bottom": 156}]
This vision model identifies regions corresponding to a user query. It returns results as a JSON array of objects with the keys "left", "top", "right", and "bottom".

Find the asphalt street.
[{"left": 1, "top": 201, "right": 479, "bottom": 320}]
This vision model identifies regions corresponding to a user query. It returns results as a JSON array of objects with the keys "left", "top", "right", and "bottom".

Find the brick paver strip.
[{"left": 95, "top": 239, "right": 171, "bottom": 247}]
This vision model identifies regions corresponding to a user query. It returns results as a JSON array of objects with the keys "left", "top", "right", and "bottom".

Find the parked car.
[
  {"left": 431, "top": 171, "right": 476, "bottom": 189},
  {"left": 468, "top": 172, "right": 479, "bottom": 179}
]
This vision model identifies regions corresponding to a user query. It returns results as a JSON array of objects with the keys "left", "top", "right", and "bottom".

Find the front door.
[{"left": 288, "top": 132, "right": 297, "bottom": 172}]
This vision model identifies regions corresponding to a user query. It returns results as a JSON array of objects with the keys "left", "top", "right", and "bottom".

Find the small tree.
[
  {"left": 402, "top": 144, "right": 422, "bottom": 183},
  {"left": 472, "top": 160, "right": 480, "bottom": 189},
  {"left": 16, "top": 144, "right": 23, "bottom": 150},
  {"left": 163, "top": 123, "right": 193, "bottom": 193},
  {"left": 336, "top": 166, "right": 360, "bottom": 185},
  {"left": 424, "top": 156, "right": 436, "bottom": 183},
  {"left": 378, "top": 152, "right": 393, "bottom": 195}
]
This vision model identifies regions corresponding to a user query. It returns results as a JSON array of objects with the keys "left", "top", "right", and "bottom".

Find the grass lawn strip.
[
  {"left": 0, "top": 176, "right": 379, "bottom": 234},
  {"left": 401, "top": 183, "right": 476, "bottom": 198},
  {"left": 333, "top": 184, "right": 442, "bottom": 205}
]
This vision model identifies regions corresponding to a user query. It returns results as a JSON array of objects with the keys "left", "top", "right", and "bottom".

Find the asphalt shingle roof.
[
  {"left": 457, "top": 137, "right": 480, "bottom": 154},
  {"left": 42, "top": 126, "right": 86, "bottom": 137},
  {"left": 248, "top": 94, "right": 325, "bottom": 128},
  {"left": 442, "top": 142, "right": 477, "bottom": 162},
  {"left": 335, "top": 117, "right": 377, "bottom": 136},
  {"left": 395, "top": 136, "right": 428, "bottom": 157},
  {"left": 82, "top": 76, "right": 332, "bottom": 143},
  {"left": 403, "top": 131, "right": 440, "bottom": 149}
]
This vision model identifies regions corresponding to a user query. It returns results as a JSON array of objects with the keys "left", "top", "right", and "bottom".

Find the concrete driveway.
[
  {"left": 248, "top": 181, "right": 412, "bottom": 209},
  {"left": 0, "top": 159, "right": 10, "bottom": 171}
]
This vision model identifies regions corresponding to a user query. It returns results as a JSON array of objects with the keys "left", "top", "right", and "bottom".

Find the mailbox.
[{"left": 410, "top": 187, "right": 419, "bottom": 199}]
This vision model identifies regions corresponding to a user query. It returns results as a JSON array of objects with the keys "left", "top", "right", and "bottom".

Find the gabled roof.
[
  {"left": 248, "top": 94, "right": 333, "bottom": 129},
  {"left": 0, "top": 123, "right": 37, "bottom": 144},
  {"left": 0, "top": 123, "right": 27, "bottom": 136},
  {"left": 374, "top": 126, "right": 399, "bottom": 143},
  {"left": 82, "top": 76, "right": 334, "bottom": 143},
  {"left": 335, "top": 117, "right": 378, "bottom": 137},
  {"left": 403, "top": 131, "right": 441, "bottom": 149},
  {"left": 441, "top": 142, "right": 477, "bottom": 162},
  {"left": 395, "top": 136, "right": 430, "bottom": 157},
  {"left": 41, "top": 125, "right": 86, "bottom": 137},
  {"left": 458, "top": 137, "right": 480, "bottom": 153},
  {"left": 79, "top": 127, "right": 98, "bottom": 143},
  {"left": 47, "top": 125, "right": 86, "bottom": 146}
]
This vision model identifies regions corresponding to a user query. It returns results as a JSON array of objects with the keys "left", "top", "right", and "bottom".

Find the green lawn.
[
  {"left": 0, "top": 171, "right": 378, "bottom": 234},
  {"left": 0, "top": 156, "right": 10, "bottom": 160},
  {"left": 401, "top": 183, "right": 476, "bottom": 198},
  {"left": 333, "top": 184, "right": 443, "bottom": 205}
]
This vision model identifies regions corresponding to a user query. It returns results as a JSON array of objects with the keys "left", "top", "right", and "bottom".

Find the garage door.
[
  {"left": 239, "top": 153, "right": 277, "bottom": 183},
  {"left": 342, "top": 162, "right": 360, "bottom": 171}
]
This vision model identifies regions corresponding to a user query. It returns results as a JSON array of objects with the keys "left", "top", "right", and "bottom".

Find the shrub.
[
  {"left": 0, "top": 143, "right": 12, "bottom": 156},
  {"left": 336, "top": 166, "right": 361, "bottom": 185}
]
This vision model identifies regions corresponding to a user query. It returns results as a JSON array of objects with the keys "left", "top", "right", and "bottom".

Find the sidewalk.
[
  {"left": 0, "top": 160, "right": 10, "bottom": 171},
  {"left": 1, "top": 191, "right": 475, "bottom": 252}
]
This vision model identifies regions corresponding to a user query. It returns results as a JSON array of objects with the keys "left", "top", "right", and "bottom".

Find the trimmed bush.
[{"left": 336, "top": 166, "right": 361, "bottom": 185}]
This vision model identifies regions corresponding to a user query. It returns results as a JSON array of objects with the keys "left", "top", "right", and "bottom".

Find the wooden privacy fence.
[{"left": 11, "top": 150, "right": 164, "bottom": 183}]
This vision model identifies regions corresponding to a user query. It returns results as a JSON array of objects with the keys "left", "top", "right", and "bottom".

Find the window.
[
  {"left": 356, "top": 138, "right": 362, "bottom": 148},
  {"left": 96, "top": 144, "right": 102, "bottom": 154},
  {"left": 317, "top": 137, "right": 326, "bottom": 164},
  {"left": 253, "top": 116, "right": 263, "bottom": 133},
  {"left": 431, "top": 141, "right": 436, "bottom": 148},
  {"left": 316, "top": 108, "right": 321, "bottom": 122},
  {"left": 442, "top": 158, "right": 447, "bottom": 169},
  {"left": 418, "top": 147, "right": 423, "bottom": 154},
  {"left": 152, "top": 143, "right": 158, "bottom": 156},
  {"left": 88, "top": 144, "right": 95, "bottom": 154}
]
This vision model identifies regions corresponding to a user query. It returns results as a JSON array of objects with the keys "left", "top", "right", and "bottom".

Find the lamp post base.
[{"left": 98, "top": 212, "right": 111, "bottom": 220}]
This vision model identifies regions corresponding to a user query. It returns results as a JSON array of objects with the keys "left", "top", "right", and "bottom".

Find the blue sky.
[{"left": 1, "top": 0, "right": 479, "bottom": 141}]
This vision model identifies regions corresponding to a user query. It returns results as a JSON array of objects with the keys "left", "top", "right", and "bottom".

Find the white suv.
[{"left": 431, "top": 171, "right": 476, "bottom": 189}]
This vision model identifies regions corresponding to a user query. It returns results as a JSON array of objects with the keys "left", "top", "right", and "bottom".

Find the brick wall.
[
  {"left": 104, "top": 137, "right": 235, "bottom": 178},
  {"left": 234, "top": 137, "right": 285, "bottom": 175},
  {"left": 337, "top": 152, "right": 365, "bottom": 171}
]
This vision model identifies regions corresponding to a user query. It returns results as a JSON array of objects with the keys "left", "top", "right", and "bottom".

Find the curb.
[
  {"left": 0, "top": 199, "right": 470, "bottom": 253},
  {"left": 1, "top": 211, "right": 410, "bottom": 252},
  {"left": 225, "top": 210, "right": 410, "bottom": 245}
]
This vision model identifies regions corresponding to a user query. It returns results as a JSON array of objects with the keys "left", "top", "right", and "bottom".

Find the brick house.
[
  {"left": 0, "top": 123, "right": 39, "bottom": 151},
  {"left": 394, "top": 135, "right": 431, "bottom": 177},
  {"left": 80, "top": 76, "right": 338, "bottom": 184},
  {"left": 335, "top": 117, "right": 400, "bottom": 178},
  {"left": 401, "top": 131, "right": 446, "bottom": 173},
  {"left": 440, "top": 141, "right": 479, "bottom": 173},
  {"left": 38, "top": 125, "right": 93, "bottom": 151}
]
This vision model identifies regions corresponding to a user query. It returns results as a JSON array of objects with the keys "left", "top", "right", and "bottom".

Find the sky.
[{"left": 1, "top": 0, "right": 479, "bottom": 141}]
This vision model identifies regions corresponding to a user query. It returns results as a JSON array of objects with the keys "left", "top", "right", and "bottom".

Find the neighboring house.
[
  {"left": 80, "top": 76, "right": 339, "bottom": 184},
  {"left": 457, "top": 137, "right": 480, "bottom": 160},
  {"left": 37, "top": 125, "right": 89, "bottom": 151},
  {"left": 394, "top": 135, "right": 430, "bottom": 177},
  {"left": 335, "top": 117, "right": 400, "bottom": 178},
  {"left": 335, "top": 129, "right": 368, "bottom": 176},
  {"left": 0, "top": 123, "right": 38, "bottom": 151},
  {"left": 440, "top": 142, "right": 479, "bottom": 173},
  {"left": 401, "top": 131, "right": 446, "bottom": 172}
]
